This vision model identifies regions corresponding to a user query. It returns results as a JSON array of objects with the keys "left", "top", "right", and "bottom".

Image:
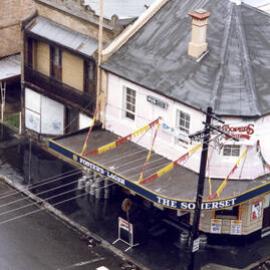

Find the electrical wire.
[
  {"left": 0, "top": 179, "right": 80, "bottom": 210},
  {"left": 0, "top": 191, "right": 89, "bottom": 226},
  {"left": 0, "top": 169, "right": 81, "bottom": 201}
]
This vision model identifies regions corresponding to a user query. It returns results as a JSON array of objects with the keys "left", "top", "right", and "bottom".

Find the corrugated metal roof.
[
  {"left": 0, "top": 54, "right": 21, "bottom": 81},
  {"left": 102, "top": 0, "right": 270, "bottom": 117},
  {"left": 84, "top": 0, "right": 155, "bottom": 20},
  {"left": 27, "top": 17, "right": 98, "bottom": 57}
]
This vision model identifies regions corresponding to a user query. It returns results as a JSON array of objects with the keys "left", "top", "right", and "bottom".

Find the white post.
[
  {"left": 0, "top": 81, "right": 6, "bottom": 122},
  {"left": 19, "top": 111, "right": 22, "bottom": 134}
]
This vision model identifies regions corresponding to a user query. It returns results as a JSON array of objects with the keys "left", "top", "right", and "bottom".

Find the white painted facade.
[{"left": 104, "top": 73, "right": 270, "bottom": 181}]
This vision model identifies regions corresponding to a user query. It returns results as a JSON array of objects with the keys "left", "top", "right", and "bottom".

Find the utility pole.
[
  {"left": 187, "top": 107, "right": 237, "bottom": 270},
  {"left": 188, "top": 107, "right": 212, "bottom": 270}
]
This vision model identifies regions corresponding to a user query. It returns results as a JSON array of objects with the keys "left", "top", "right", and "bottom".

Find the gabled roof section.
[
  {"left": 102, "top": 0, "right": 270, "bottom": 117},
  {"left": 26, "top": 16, "right": 98, "bottom": 57}
]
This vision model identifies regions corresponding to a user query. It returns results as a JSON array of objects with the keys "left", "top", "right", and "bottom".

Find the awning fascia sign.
[{"left": 48, "top": 140, "right": 270, "bottom": 211}]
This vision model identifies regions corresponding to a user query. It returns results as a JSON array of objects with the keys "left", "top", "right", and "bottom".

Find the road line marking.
[{"left": 57, "top": 257, "right": 105, "bottom": 269}]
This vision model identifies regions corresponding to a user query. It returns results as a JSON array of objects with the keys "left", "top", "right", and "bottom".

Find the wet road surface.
[
  {"left": 0, "top": 181, "right": 130, "bottom": 270},
  {"left": 1, "top": 124, "right": 270, "bottom": 270}
]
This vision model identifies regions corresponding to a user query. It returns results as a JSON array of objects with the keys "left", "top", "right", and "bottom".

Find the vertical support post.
[
  {"left": 0, "top": 81, "right": 6, "bottom": 122},
  {"left": 188, "top": 107, "right": 212, "bottom": 270},
  {"left": 96, "top": 0, "right": 104, "bottom": 121}
]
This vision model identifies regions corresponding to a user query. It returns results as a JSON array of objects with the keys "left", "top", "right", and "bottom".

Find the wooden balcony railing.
[{"left": 24, "top": 65, "right": 96, "bottom": 115}]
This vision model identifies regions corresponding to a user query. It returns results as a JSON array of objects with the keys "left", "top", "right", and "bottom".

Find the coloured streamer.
[
  {"left": 139, "top": 143, "right": 202, "bottom": 185},
  {"left": 81, "top": 113, "right": 97, "bottom": 156},
  {"left": 84, "top": 118, "right": 160, "bottom": 156},
  {"left": 256, "top": 140, "right": 270, "bottom": 171},
  {"left": 138, "top": 122, "right": 160, "bottom": 183},
  {"left": 208, "top": 147, "right": 248, "bottom": 200}
]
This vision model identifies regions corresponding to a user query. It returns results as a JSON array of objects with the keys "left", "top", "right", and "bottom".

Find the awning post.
[{"left": 0, "top": 80, "right": 6, "bottom": 122}]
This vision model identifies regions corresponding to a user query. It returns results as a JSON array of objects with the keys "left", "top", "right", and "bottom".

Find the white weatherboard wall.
[
  {"left": 105, "top": 73, "right": 268, "bottom": 180},
  {"left": 25, "top": 88, "right": 64, "bottom": 135}
]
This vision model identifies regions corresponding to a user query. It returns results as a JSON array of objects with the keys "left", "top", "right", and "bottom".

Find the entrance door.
[
  {"left": 65, "top": 107, "right": 78, "bottom": 134},
  {"left": 263, "top": 207, "right": 270, "bottom": 229}
]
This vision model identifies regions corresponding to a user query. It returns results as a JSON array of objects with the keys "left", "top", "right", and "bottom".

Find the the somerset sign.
[{"left": 156, "top": 196, "right": 236, "bottom": 210}]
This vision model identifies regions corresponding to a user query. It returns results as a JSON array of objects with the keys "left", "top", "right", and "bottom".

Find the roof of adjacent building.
[
  {"left": 84, "top": 0, "right": 155, "bottom": 20},
  {"left": 102, "top": 0, "right": 270, "bottom": 117},
  {"left": 26, "top": 16, "right": 98, "bottom": 57},
  {"left": 243, "top": 0, "right": 270, "bottom": 6},
  {"left": 0, "top": 54, "right": 21, "bottom": 81}
]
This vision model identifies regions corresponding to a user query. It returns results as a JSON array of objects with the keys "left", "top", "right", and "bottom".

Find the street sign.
[
  {"left": 192, "top": 238, "right": 200, "bottom": 253},
  {"left": 113, "top": 217, "right": 139, "bottom": 252}
]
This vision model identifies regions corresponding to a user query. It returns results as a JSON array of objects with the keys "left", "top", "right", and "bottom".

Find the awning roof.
[
  {"left": 49, "top": 129, "right": 270, "bottom": 210},
  {"left": 26, "top": 16, "right": 98, "bottom": 57},
  {"left": 0, "top": 54, "right": 21, "bottom": 81}
]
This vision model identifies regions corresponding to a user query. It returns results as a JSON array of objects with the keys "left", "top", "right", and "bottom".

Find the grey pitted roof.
[
  {"left": 27, "top": 16, "right": 98, "bottom": 57},
  {"left": 102, "top": 0, "right": 270, "bottom": 117}
]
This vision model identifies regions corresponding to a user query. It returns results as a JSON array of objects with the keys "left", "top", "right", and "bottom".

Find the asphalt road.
[{"left": 0, "top": 180, "right": 130, "bottom": 270}]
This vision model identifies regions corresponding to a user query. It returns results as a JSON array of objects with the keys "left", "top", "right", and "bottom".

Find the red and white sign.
[
  {"left": 251, "top": 201, "right": 263, "bottom": 220},
  {"left": 119, "top": 217, "right": 133, "bottom": 234},
  {"left": 221, "top": 124, "right": 255, "bottom": 140}
]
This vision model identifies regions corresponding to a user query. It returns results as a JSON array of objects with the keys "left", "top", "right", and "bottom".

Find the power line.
[
  {"left": 0, "top": 179, "right": 79, "bottom": 210},
  {"left": 0, "top": 169, "right": 81, "bottom": 201},
  {"left": 0, "top": 191, "right": 88, "bottom": 226}
]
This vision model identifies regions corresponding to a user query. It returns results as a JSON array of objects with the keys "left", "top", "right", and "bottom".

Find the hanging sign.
[
  {"left": 210, "top": 219, "right": 222, "bottom": 234},
  {"left": 220, "top": 124, "right": 255, "bottom": 140},
  {"left": 147, "top": 95, "right": 168, "bottom": 109},
  {"left": 251, "top": 201, "right": 263, "bottom": 220},
  {"left": 230, "top": 220, "right": 242, "bottom": 235}
]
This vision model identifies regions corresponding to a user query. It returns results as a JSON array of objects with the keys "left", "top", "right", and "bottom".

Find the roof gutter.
[{"left": 102, "top": 0, "right": 169, "bottom": 61}]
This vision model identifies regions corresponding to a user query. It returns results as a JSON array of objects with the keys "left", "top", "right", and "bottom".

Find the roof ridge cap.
[
  {"left": 211, "top": 3, "right": 234, "bottom": 111},
  {"left": 236, "top": 6, "right": 261, "bottom": 116}
]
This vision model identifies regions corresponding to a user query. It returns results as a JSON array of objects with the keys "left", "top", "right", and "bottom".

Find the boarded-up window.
[
  {"left": 62, "top": 51, "right": 84, "bottom": 91},
  {"left": 35, "top": 41, "right": 50, "bottom": 76}
]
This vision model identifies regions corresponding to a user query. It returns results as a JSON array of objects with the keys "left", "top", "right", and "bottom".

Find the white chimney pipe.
[{"left": 188, "top": 9, "right": 211, "bottom": 59}]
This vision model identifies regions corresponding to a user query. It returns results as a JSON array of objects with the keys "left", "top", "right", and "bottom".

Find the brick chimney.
[{"left": 188, "top": 9, "right": 210, "bottom": 59}]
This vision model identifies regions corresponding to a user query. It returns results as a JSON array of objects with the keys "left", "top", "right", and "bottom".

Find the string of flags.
[
  {"left": 83, "top": 118, "right": 161, "bottom": 157},
  {"left": 208, "top": 147, "right": 249, "bottom": 200},
  {"left": 138, "top": 122, "right": 160, "bottom": 182},
  {"left": 138, "top": 143, "right": 202, "bottom": 185},
  {"left": 256, "top": 140, "right": 270, "bottom": 171}
]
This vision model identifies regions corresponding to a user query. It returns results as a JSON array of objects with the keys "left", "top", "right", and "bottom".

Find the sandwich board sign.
[{"left": 113, "top": 217, "right": 139, "bottom": 252}]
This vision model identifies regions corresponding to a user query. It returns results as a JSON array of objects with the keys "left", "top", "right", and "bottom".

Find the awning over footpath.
[
  {"left": 49, "top": 128, "right": 269, "bottom": 211},
  {"left": 26, "top": 16, "right": 98, "bottom": 57},
  {"left": 0, "top": 54, "right": 21, "bottom": 81}
]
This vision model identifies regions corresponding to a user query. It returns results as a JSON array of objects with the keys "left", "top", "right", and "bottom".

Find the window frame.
[
  {"left": 175, "top": 109, "right": 191, "bottom": 145},
  {"left": 223, "top": 144, "right": 240, "bottom": 157},
  {"left": 215, "top": 206, "right": 240, "bottom": 220},
  {"left": 123, "top": 86, "right": 136, "bottom": 121}
]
